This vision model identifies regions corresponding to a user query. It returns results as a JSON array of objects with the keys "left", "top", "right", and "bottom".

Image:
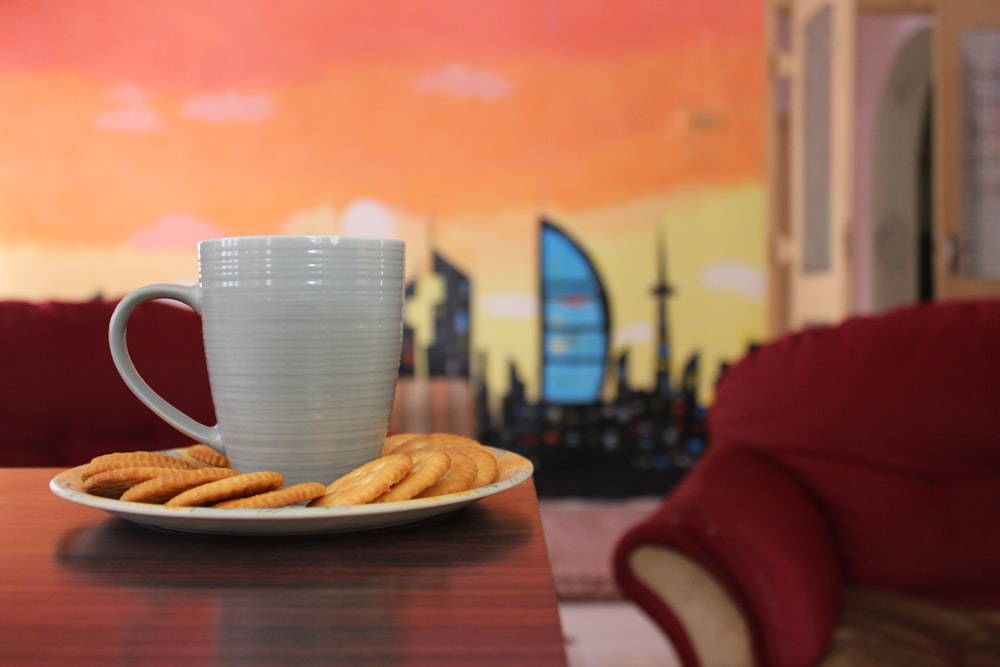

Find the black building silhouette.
[{"left": 427, "top": 252, "right": 471, "bottom": 378}]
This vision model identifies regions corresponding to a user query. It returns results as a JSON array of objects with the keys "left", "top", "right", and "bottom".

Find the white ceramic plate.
[{"left": 49, "top": 447, "right": 533, "bottom": 536}]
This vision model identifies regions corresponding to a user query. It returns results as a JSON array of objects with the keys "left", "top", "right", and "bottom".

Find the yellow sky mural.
[{"left": 0, "top": 0, "right": 766, "bottom": 403}]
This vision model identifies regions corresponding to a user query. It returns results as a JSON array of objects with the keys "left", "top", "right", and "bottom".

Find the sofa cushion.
[
  {"left": 792, "top": 459, "right": 1000, "bottom": 607},
  {"left": 0, "top": 299, "right": 215, "bottom": 467},
  {"left": 708, "top": 300, "right": 1000, "bottom": 607}
]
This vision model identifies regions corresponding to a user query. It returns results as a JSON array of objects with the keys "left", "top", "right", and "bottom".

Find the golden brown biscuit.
[
  {"left": 81, "top": 452, "right": 197, "bottom": 480},
  {"left": 181, "top": 444, "right": 230, "bottom": 468},
  {"left": 119, "top": 467, "right": 241, "bottom": 504},
  {"left": 495, "top": 452, "right": 525, "bottom": 482},
  {"left": 394, "top": 433, "right": 484, "bottom": 455},
  {"left": 393, "top": 434, "right": 499, "bottom": 489},
  {"left": 416, "top": 449, "right": 478, "bottom": 498},
  {"left": 455, "top": 445, "right": 499, "bottom": 488},
  {"left": 164, "top": 471, "right": 285, "bottom": 508},
  {"left": 380, "top": 432, "right": 422, "bottom": 456},
  {"left": 309, "top": 453, "right": 413, "bottom": 507},
  {"left": 214, "top": 482, "right": 327, "bottom": 509},
  {"left": 375, "top": 451, "right": 451, "bottom": 503},
  {"left": 83, "top": 466, "right": 184, "bottom": 498}
]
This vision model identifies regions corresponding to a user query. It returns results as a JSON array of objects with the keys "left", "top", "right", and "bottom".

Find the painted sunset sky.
[{"left": 0, "top": 0, "right": 766, "bottom": 402}]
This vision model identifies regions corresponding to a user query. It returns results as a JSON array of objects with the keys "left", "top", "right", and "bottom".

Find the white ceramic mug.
[{"left": 109, "top": 235, "right": 405, "bottom": 486}]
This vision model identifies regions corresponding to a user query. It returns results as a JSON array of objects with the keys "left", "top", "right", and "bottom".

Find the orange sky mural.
[{"left": 0, "top": 0, "right": 766, "bottom": 403}]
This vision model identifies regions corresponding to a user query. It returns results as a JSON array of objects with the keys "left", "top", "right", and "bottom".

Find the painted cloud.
[
  {"left": 131, "top": 214, "right": 225, "bottom": 251},
  {"left": 482, "top": 293, "right": 537, "bottom": 320},
  {"left": 94, "top": 105, "right": 166, "bottom": 133},
  {"left": 94, "top": 84, "right": 165, "bottom": 133},
  {"left": 413, "top": 64, "right": 513, "bottom": 101},
  {"left": 614, "top": 321, "right": 653, "bottom": 346},
  {"left": 182, "top": 91, "right": 274, "bottom": 124},
  {"left": 700, "top": 261, "right": 765, "bottom": 300},
  {"left": 342, "top": 199, "right": 398, "bottom": 239}
]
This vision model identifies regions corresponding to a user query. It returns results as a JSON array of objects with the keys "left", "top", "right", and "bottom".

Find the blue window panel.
[
  {"left": 545, "top": 300, "right": 604, "bottom": 328},
  {"left": 543, "top": 364, "right": 604, "bottom": 404},
  {"left": 545, "top": 332, "right": 608, "bottom": 358}
]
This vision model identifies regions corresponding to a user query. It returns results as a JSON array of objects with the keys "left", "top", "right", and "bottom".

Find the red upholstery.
[
  {"left": 0, "top": 299, "right": 215, "bottom": 467},
  {"left": 614, "top": 299, "right": 1000, "bottom": 667},
  {"left": 616, "top": 448, "right": 844, "bottom": 667}
]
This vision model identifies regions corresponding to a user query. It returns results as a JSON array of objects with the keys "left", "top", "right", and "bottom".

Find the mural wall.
[{"left": 0, "top": 0, "right": 766, "bottom": 495}]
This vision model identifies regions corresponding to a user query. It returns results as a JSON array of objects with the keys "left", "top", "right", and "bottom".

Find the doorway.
[{"left": 871, "top": 26, "right": 933, "bottom": 312}]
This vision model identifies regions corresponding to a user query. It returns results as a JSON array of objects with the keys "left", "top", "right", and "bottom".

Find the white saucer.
[{"left": 49, "top": 447, "right": 533, "bottom": 536}]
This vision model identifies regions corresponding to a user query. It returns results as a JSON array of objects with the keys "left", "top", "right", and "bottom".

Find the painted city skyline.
[{"left": 404, "top": 217, "right": 713, "bottom": 495}]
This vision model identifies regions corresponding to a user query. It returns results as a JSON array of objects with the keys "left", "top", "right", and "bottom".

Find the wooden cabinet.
[
  {"left": 767, "top": 0, "right": 1000, "bottom": 336},
  {"left": 935, "top": 0, "right": 1000, "bottom": 298}
]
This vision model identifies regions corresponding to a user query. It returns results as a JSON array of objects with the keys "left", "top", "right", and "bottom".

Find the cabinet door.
[
  {"left": 788, "top": 0, "right": 855, "bottom": 328},
  {"left": 766, "top": 2, "right": 793, "bottom": 336},
  {"left": 935, "top": 0, "right": 1000, "bottom": 297}
]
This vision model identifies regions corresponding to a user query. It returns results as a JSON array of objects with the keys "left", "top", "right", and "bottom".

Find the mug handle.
[{"left": 108, "top": 284, "right": 221, "bottom": 449}]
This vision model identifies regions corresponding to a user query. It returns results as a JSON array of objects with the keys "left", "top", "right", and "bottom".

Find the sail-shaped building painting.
[{"left": 539, "top": 220, "right": 610, "bottom": 405}]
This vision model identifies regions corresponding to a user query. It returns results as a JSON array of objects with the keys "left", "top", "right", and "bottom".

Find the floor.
[
  {"left": 559, "top": 601, "right": 681, "bottom": 667},
  {"left": 536, "top": 498, "right": 682, "bottom": 666}
]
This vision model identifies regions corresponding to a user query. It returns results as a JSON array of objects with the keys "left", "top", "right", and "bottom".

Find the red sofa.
[
  {"left": 0, "top": 299, "right": 214, "bottom": 467},
  {"left": 614, "top": 300, "right": 1000, "bottom": 666}
]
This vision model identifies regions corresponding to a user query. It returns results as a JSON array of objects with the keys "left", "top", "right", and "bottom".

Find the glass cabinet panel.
[{"left": 960, "top": 30, "right": 1000, "bottom": 278}]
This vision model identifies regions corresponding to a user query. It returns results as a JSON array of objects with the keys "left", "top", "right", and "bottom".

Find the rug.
[{"left": 538, "top": 496, "right": 661, "bottom": 601}]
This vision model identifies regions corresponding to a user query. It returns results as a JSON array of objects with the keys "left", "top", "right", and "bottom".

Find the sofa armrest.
[
  {"left": 628, "top": 544, "right": 754, "bottom": 667},
  {"left": 614, "top": 447, "right": 843, "bottom": 667}
]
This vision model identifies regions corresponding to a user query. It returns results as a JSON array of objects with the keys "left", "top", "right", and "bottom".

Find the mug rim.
[{"left": 198, "top": 235, "right": 404, "bottom": 250}]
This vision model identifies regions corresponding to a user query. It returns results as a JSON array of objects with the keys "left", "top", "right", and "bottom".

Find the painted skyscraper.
[{"left": 539, "top": 219, "right": 610, "bottom": 404}]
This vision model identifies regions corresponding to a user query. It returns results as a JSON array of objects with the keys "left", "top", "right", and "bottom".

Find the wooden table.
[{"left": 0, "top": 468, "right": 567, "bottom": 666}]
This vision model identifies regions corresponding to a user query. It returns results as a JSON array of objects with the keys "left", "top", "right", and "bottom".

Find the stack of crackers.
[{"left": 79, "top": 434, "right": 510, "bottom": 510}]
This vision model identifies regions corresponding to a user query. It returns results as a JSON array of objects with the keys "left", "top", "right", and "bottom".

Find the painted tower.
[{"left": 539, "top": 218, "right": 611, "bottom": 405}]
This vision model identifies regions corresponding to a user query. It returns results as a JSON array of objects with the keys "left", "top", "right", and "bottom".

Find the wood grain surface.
[{"left": 0, "top": 468, "right": 567, "bottom": 666}]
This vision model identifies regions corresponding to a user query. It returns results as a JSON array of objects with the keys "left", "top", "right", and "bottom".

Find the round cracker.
[
  {"left": 393, "top": 434, "right": 499, "bottom": 489},
  {"left": 181, "top": 444, "right": 230, "bottom": 468},
  {"left": 164, "top": 471, "right": 284, "bottom": 508},
  {"left": 120, "top": 467, "right": 241, "bottom": 504},
  {"left": 214, "top": 482, "right": 328, "bottom": 509},
  {"left": 457, "top": 445, "right": 499, "bottom": 488},
  {"left": 83, "top": 466, "right": 185, "bottom": 498},
  {"left": 375, "top": 451, "right": 451, "bottom": 503},
  {"left": 380, "top": 432, "right": 422, "bottom": 456},
  {"left": 394, "top": 433, "right": 484, "bottom": 455},
  {"left": 309, "top": 453, "right": 413, "bottom": 507},
  {"left": 496, "top": 452, "right": 525, "bottom": 482},
  {"left": 416, "top": 449, "right": 478, "bottom": 498},
  {"left": 81, "top": 452, "right": 197, "bottom": 480}
]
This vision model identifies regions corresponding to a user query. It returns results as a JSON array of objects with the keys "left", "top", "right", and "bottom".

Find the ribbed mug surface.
[{"left": 197, "top": 235, "right": 405, "bottom": 485}]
